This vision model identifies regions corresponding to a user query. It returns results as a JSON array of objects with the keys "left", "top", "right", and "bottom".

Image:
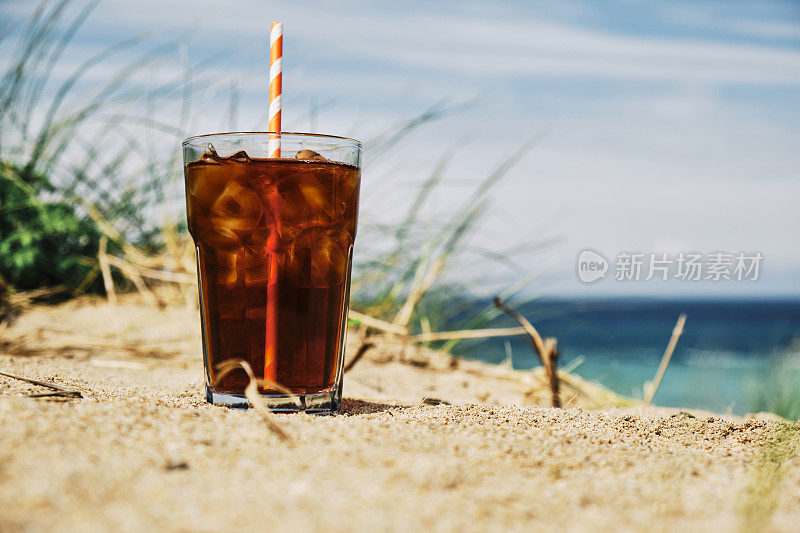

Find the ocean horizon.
[{"left": 447, "top": 297, "right": 800, "bottom": 416}]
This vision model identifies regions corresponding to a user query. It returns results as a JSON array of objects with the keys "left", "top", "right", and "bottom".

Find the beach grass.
[
  {"left": 1, "top": 0, "right": 795, "bottom": 424},
  {"left": 743, "top": 349, "right": 800, "bottom": 420},
  {"left": 740, "top": 422, "right": 800, "bottom": 530}
]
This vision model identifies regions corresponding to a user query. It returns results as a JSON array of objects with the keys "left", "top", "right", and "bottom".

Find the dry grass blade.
[
  {"left": 161, "top": 221, "right": 196, "bottom": 273},
  {"left": 97, "top": 236, "right": 122, "bottom": 339},
  {"left": 97, "top": 236, "right": 115, "bottom": 306},
  {"left": 253, "top": 379, "right": 303, "bottom": 405},
  {"left": 121, "top": 263, "right": 196, "bottom": 285},
  {"left": 391, "top": 247, "right": 431, "bottom": 327},
  {"left": 213, "top": 359, "right": 296, "bottom": 441},
  {"left": 344, "top": 341, "right": 376, "bottom": 373},
  {"left": 103, "top": 253, "right": 159, "bottom": 306},
  {"left": 0, "top": 370, "right": 82, "bottom": 398},
  {"left": 419, "top": 317, "right": 433, "bottom": 348},
  {"left": 83, "top": 201, "right": 154, "bottom": 267},
  {"left": 493, "top": 298, "right": 547, "bottom": 364},
  {"left": 1, "top": 286, "right": 69, "bottom": 313},
  {"left": 643, "top": 313, "right": 686, "bottom": 406},
  {"left": 348, "top": 310, "right": 409, "bottom": 336},
  {"left": 24, "top": 391, "right": 80, "bottom": 398},
  {"left": 442, "top": 264, "right": 550, "bottom": 353},
  {"left": 494, "top": 297, "right": 561, "bottom": 408},
  {"left": 215, "top": 359, "right": 301, "bottom": 406},
  {"left": 542, "top": 337, "right": 561, "bottom": 408},
  {"left": 420, "top": 397, "right": 451, "bottom": 406},
  {"left": 393, "top": 255, "right": 446, "bottom": 328},
  {"left": 410, "top": 326, "right": 528, "bottom": 343}
]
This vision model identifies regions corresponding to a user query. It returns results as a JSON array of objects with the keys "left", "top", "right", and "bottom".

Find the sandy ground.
[{"left": 1, "top": 295, "right": 799, "bottom": 532}]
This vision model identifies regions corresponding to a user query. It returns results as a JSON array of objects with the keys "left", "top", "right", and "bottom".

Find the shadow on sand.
[{"left": 340, "top": 398, "right": 405, "bottom": 415}]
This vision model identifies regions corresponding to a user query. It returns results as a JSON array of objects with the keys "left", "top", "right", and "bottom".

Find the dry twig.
[
  {"left": 410, "top": 326, "right": 528, "bottom": 343},
  {"left": 348, "top": 310, "right": 408, "bottom": 336},
  {"left": 642, "top": 313, "right": 686, "bottom": 406},
  {"left": 344, "top": 342, "right": 376, "bottom": 373},
  {"left": 115, "top": 261, "right": 196, "bottom": 285},
  {"left": 493, "top": 297, "right": 561, "bottom": 408},
  {"left": 213, "top": 359, "right": 300, "bottom": 441},
  {"left": 97, "top": 236, "right": 122, "bottom": 339},
  {"left": 103, "top": 254, "right": 160, "bottom": 307},
  {"left": 0, "top": 370, "right": 82, "bottom": 398}
]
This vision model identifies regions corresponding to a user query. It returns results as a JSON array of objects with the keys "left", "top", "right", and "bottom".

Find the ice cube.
[
  {"left": 295, "top": 149, "right": 326, "bottom": 161},
  {"left": 201, "top": 143, "right": 221, "bottom": 163},
  {"left": 229, "top": 150, "right": 250, "bottom": 163},
  {"left": 260, "top": 185, "right": 298, "bottom": 244},
  {"left": 243, "top": 244, "right": 274, "bottom": 285},
  {"left": 242, "top": 224, "right": 271, "bottom": 246},
  {"left": 208, "top": 181, "right": 262, "bottom": 236},
  {"left": 281, "top": 228, "right": 351, "bottom": 288},
  {"left": 197, "top": 217, "right": 239, "bottom": 244},
  {"left": 188, "top": 165, "right": 228, "bottom": 210},
  {"left": 260, "top": 179, "right": 329, "bottom": 243},
  {"left": 297, "top": 174, "right": 334, "bottom": 219},
  {"left": 340, "top": 169, "right": 360, "bottom": 200},
  {"left": 249, "top": 172, "right": 275, "bottom": 191},
  {"left": 311, "top": 230, "right": 351, "bottom": 288},
  {"left": 282, "top": 228, "right": 318, "bottom": 288},
  {"left": 214, "top": 249, "right": 240, "bottom": 288}
]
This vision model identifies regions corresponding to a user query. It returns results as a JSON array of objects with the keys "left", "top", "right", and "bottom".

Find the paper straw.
[
  {"left": 265, "top": 22, "right": 282, "bottom": 383},
  {"left": 268, "top": 22, "right": 282, "bottom": 157}
]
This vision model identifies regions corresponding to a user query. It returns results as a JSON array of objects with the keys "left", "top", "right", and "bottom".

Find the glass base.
[{"left": 205, "top": 385, "right": 340, "bottom": 413}]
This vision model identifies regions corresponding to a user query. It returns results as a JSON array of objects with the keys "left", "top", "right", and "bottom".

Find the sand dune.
[{"left": 1, "top": 296, "right": 798, "bottom": 531}]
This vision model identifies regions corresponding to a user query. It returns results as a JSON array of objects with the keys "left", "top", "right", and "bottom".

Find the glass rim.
[{"left": 182, "top": 131, "right": 362, "bottom": 148}]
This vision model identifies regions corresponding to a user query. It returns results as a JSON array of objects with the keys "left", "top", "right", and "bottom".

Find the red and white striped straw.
[
  {"left": 268, "top": 22, "right": 282, "bottom": 158},
  {"left": 265, "top": 21, "right": 282, "bottom": 382}
]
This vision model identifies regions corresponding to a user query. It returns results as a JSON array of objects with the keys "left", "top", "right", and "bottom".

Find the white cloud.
[
  {"left": 2, "top": 0, "right": 799, "bottom": 294},
  {"left": 16, "top": 0, "right": 799, "bottom": 87}
]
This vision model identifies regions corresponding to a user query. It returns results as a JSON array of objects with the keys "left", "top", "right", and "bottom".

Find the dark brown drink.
[{"left": 185, "top": 148, "right": 360, "bottom": 397}]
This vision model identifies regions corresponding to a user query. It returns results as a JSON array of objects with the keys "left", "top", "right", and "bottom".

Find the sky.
[{"left": 2, "top": 0, "right": 800, "bottom": 298}]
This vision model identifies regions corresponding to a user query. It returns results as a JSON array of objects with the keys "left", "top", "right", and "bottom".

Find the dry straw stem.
[
  {"left": 121, "top": 262, "right": 195, "bottom": 285},
  {"left": 0, "top": 370, "right": 82, "bottom": 398},
  {"left": 97, "top": 236, "right": 116, "bottom": 307},
  {"left": 343, "top": 341, "right": 376, "bottom": 373},
  {"left": 82, "top": 200, "right": 162, "bottom": 269},
  {"left": 348, "top": 310, "right": 409, "bottom": 336},
  {"left": 543, "top": 337, "right": 561, "bottom": 408},
  {"left": 392, "top": 253, "right": 445, "bottom": 328},
  {"left": 213, "top": 359, "right": 301, "bottom": 441},
  {"left": 86, "top": 203, "right": 196, "bottom": 283},
  {"left": 493, "top": 297, "right": 561, "bottom": 408},
  {"left": 643, "top": 313, "right": 686, "bottom": 406},
  {"left": 350, "top": 310, "right": 534, "bottom": 345},
  {"left": 97, "top": 236, "right": 123, "bottom": 340},
  {"left": 1, "top": 286, "right": 68, "bottom": 310},
  {"left": 103, "top": 254, "right": 160, "bottom": 307},
  {"left": 410, "top": 326, "right": 528, "bottom": 343}
]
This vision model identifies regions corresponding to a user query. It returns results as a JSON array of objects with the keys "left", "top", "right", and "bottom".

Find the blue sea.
[{"left": 448, "top": 299, "right": 800, "bottom": 415}]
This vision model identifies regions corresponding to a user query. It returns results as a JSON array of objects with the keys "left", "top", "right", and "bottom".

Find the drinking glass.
[{"left": 182, "top": 132, "right": 361, "bottom": 412}]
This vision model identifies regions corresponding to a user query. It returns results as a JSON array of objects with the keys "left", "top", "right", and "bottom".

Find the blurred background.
[{"left": 1, "top": 0, "right": 799, "bottom": 415}]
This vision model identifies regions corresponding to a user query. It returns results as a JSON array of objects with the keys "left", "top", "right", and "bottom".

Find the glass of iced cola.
[{"left": 182, "top": 133, "right": 361, "bottom": 412}]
